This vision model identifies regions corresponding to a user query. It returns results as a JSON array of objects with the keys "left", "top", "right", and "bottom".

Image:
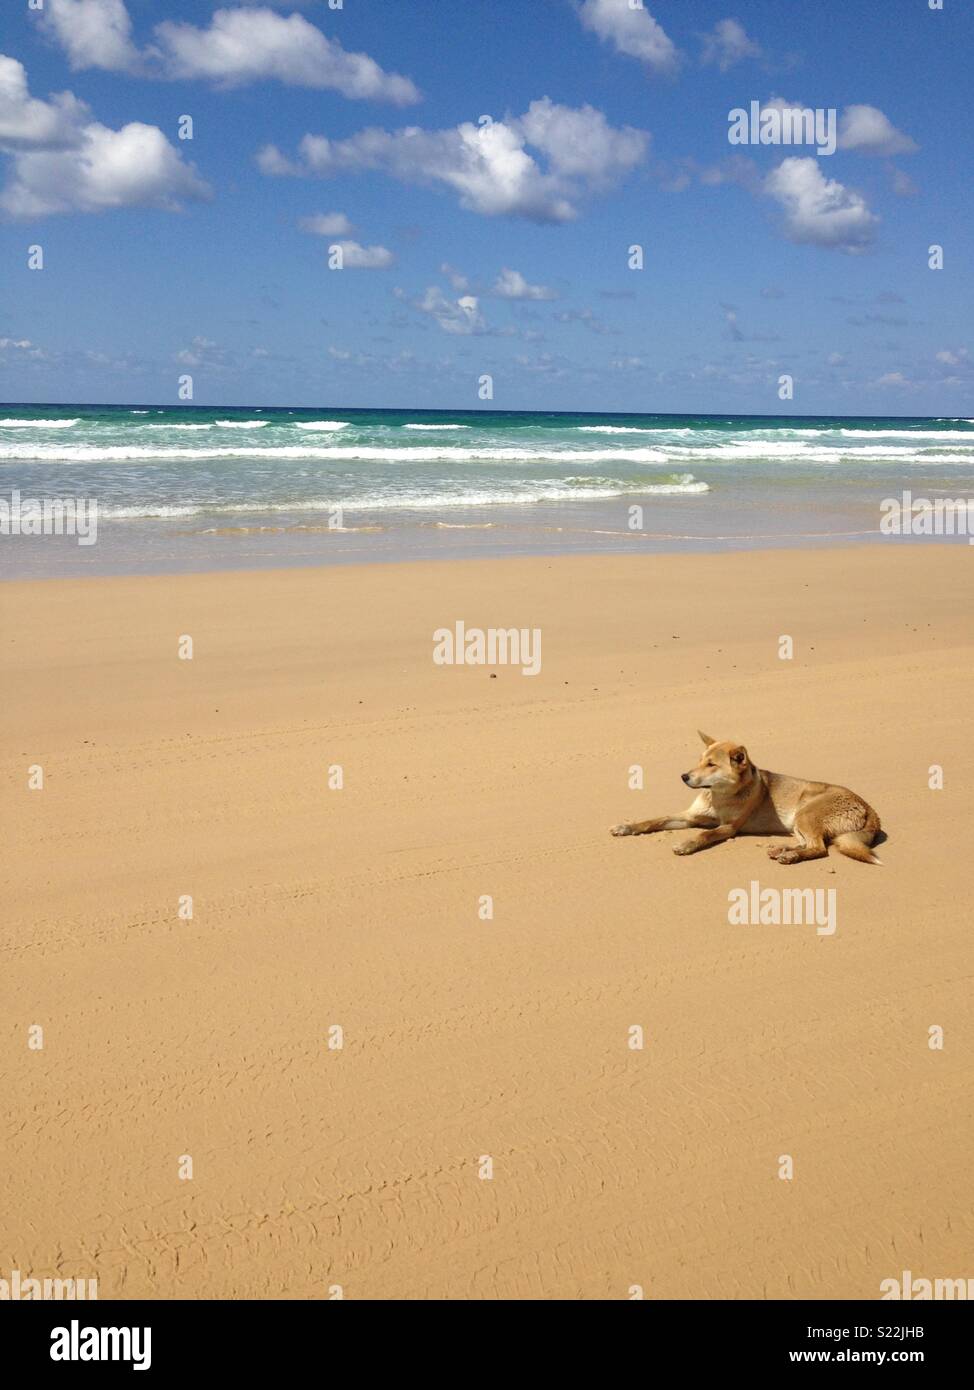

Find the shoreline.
[
  {"left": 0, "top": 530, "right": 959, "bottom": 583},
  {"left": 2, "top": 504, "right": 965, "bottom": 582}
]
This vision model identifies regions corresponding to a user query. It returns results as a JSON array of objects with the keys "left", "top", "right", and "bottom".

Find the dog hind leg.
[
  {"left": 769, "top": 802, "right": 829, "bottom": 865},
  {"left": 802, "top": 790, "right": 881, "bottom": 865}
]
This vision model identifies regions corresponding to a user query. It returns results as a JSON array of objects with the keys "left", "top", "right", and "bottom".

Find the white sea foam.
[
  {"left": 100, "top": 486, "right": 705, "bottom": 519},
  {"left": 564, "top": 472, "right": 707, "bottom": 493},
  {"left": 402, "top": 423, "right": 471, "bottom": 430},
  {"left": 293, "top": 420, "right": 350, "bottom": 431},
  {"left": 669, "top": 440, "right": 974, "bottom": 463},
  {"left": 575, "top": 425, "right": 658, "bottom": 434},
  {"left": 0, "top": 444, "right": 677, "bottom": 464},
  {"left": 8, "top": 437, "right": 972, "bottom": 467},
  {"left": 0, "top": 417, "right": 80, "bottom": 428},
  {"left": 97, "top": 476, "right": 709, "bottom": 520},
  {"left": 759, "top": 427, "right": 974, "bottom": 442},
  {"left": 644, "top": 478, "right": 708, "bottom": 494},
  {"left": 214, "top": 420, "right": 268, "bottom": 428},
  {"left": 102, "top": 504, "right": 203, "bottom": 518}
]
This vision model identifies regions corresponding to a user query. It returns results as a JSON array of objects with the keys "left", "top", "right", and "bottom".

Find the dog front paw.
[
  {"left": 673, "top": 840, "right": 697, "bottom": 855},
  {"left": 610, "top": 823, "right": 634, "bottom": 836},
  {"left": 774, "top": 849, "right": 801, "bottom": 864}
]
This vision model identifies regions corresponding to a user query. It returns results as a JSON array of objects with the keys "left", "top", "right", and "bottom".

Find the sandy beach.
[{"left": 2, "top": 543, "right": 972, "bottom": 1300}]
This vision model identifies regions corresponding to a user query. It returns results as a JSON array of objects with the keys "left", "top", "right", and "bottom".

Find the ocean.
[{"left": 3, "top": 404, "right": 974, "bottom": 577}]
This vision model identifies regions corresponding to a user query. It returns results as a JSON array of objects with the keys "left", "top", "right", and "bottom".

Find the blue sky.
[{"left": 1, "top": 0, "right": 971, "bottom": 413}]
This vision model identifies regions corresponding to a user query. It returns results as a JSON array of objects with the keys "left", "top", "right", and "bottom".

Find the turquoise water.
[{"left": 3, "top": 404, "right": 974, "bottom": 575}]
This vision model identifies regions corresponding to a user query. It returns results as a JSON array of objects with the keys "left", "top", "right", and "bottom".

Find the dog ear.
[
  {"left": 697, "top": 730, "right": 716, "bottom": 747},
  {"left": 730, "top": 746, "right": 749, "bottom": 766}
]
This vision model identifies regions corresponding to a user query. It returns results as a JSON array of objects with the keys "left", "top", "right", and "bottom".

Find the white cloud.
[
  {"left": 0, "top": 54, "right": 87, "bottom": 150},
  {"left": 41, "top": 0, "right": 141, "bottom": 74},
  {"left": 406, "top": 286, "right": 485, "bottom": 335},
  {"left": 935, "top": 348, "right": 969, "bottom": 367},
  {"left": 764, "top": 157, "right": 878, "bottom": 252},
  {"left": 255, "top": 144, "right": 299, "bottom": 177},
  {"left": 1, "top": 107, "right": 211, "bottom": 217},
  {"left": 175, "top": 336, "right": 221, "bottom": 368},
  {"left": 153, "top": 8, "right": 420, "bottom": 102},
  {"left": 875, "top": 371, "right": 910, "bottom": 388},
  {"left": 280, "top": 120, "right": 571, "bottom": 220},
  {"left": 0, "top": 54, "right": 209, "bottom": 218},
  {"left": 491, "top": 268, "right": 557, "bottom": 300},
  {"left": 0, "top": 336, "right": 45, "bottom": 360},
  {"left": 838, "top": 105, "right": 917, "bottom": 156},
  {"left": 517, "top": 98, "right": 646, "bottom": 182},
  {"left": 37, "top": 2, "right": 420, "bottom": 103},
  {"left": 331, "top": 239, "right": 394, "bottom": 269},
  {"left": 258, "top": 98, "right": 649, "bottom": 222},
  {"left": 578, "top": 0, "right": 680, "bottom": 75},
  {"left": 299, "top": 211, "right": 355, "bottom": 236},
  {"left": 761, "top": 99, "right": 917, "bottom": 160},
  {"left": 700, "top": 18, "right": 762, "bottom": 71}
]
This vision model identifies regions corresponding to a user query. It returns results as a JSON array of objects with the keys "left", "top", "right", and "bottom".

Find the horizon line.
[{"left": 1, "top": 403, "right": 968, "bottom": 422}]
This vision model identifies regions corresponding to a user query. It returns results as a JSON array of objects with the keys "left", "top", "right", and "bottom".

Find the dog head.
[{"left": 682, "top": 731, "right": 753, "bottom": 790}]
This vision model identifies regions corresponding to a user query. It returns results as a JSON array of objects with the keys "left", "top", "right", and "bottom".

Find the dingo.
[{"left": 611, "top": 732, "right": 882, "bottom": 864}]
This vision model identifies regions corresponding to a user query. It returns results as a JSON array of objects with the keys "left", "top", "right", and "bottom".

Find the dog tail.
[{"left": 834, "top": 832, "right": 882, "bottom": 865}]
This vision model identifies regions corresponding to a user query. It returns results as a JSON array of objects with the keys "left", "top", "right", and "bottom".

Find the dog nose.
[{"left": 681, "top": 772, "right": 690, "bottom": 784}]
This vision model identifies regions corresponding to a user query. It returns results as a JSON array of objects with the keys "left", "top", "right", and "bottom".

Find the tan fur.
[{"left": 611, "top": 732, "right": 882, "bottom": 865}]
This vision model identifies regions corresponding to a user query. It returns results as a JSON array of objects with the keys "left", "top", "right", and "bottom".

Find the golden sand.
[{"left": 2, "top": 545, "right": 972, "bottom": 1299}]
